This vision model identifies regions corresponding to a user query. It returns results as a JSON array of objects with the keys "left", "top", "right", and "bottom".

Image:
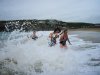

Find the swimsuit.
[
  {"left": 60, "top": 34, "right": 68, "bottom": 46},
  {"left": 32, "top": 36, "right": 38, "bottom": 40}
]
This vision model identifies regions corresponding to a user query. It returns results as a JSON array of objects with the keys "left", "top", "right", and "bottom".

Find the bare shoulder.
[
  {"left": 49, "top": 32, "right": 53, "bottom": 38},
  {"left": 60, "top": 33, "right": 63, "bottom": 38}
]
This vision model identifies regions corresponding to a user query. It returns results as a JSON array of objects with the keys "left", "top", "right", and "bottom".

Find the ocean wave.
[{"left": 0, "top": 31, "right": 100, "bottom": 75}]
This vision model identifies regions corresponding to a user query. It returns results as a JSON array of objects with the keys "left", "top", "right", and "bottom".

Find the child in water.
[
  {"left": 49, "top": 27, "right": 61, "bottom": 46},
  {"left": 31, "top": 31, "right": 38, "bottom": 40}
]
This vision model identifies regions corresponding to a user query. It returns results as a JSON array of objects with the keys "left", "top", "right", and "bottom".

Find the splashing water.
[{"left": 0, "top": 31, "right": 100, "bottom": 75}]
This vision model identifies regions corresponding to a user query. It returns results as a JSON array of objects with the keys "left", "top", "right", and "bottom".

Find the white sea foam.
[{"left": 0, "top": 31, "right": 100, "bottom": 75}]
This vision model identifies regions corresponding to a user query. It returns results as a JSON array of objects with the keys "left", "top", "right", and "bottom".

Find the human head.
[
  {"left": 64, "top": 28, "right": 68, "bottom": 32},
  {"left": 61, "top": 27, "right": 68, "bottom": 32},
  {"left": 33, "top": 31, "right": 36, "bottom": 34},
  {"left": 54, "top": 27, "right": 61, "bottom": 33}
]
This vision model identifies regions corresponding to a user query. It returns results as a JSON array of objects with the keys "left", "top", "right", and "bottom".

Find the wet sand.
[{"left": 69, "top": 28, "right": 100, "bottom": 43}]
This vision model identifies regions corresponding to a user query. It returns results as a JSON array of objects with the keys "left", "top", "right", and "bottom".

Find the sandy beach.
[
  {"left": 69, "top": 28, "right": 100, "bottom": 43},
  {"left": 69, "top": 28, "right": 100, "bottom": 32}
]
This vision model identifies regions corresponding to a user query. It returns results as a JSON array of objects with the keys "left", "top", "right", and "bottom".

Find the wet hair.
[
  {"left": 33, "top": 31, "right": 36, "bottom": 33},
  {"left": 64, "top": 29, "right": 68, "bottom": 32},
  {"left": 54, "top": 27, "right": 61, "bottom": 33}
]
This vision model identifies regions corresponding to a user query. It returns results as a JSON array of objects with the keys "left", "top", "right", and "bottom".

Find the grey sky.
[{"left": 0, "top": 0, "right": 100, "bottom": 23}]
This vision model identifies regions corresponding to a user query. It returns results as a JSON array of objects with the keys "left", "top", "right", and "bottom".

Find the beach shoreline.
[
  {"left": 68, "top": 28, "right": 100, "bottom": 43},
  {"left": 69, "top": 28, "right": 100, "bottom": 32}
]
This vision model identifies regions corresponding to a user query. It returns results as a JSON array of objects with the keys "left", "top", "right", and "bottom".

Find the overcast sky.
[{"left": 0, "top": 0, "right": 100, "bottom": 23}]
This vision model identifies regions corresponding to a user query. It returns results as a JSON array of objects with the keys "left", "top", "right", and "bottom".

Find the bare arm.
[
  {"left": 67, "top": 38, "right": 72, "bottom": 45},
  {"left": 60, "top": 34, "right": 63, "bottom": 41},
  {"left": 49, "top": 33, "right": 52, "bottom": 38}
]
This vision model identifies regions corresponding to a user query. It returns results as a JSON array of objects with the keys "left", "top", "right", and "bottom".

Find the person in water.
[
  {"left": 59, "top": 29, "right": 71, "bottom": 48},
  {"left": 31, "top": 31, "right": 38, "bottom": 40},
  {"left": 49, "top": 27, "right": 61, "bottom": 46}
]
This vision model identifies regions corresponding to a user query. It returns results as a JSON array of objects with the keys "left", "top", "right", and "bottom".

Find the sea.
[{"left": 0, "top": 30, "right": 100, "bottom": 75}]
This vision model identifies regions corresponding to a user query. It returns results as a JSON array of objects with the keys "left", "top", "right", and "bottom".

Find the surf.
[{"left": 0, "top": 31, "right": 100, "bottom": 75}]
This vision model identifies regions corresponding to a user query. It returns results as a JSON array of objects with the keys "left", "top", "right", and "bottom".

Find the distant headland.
[{"left": 0, "top": 19, "right": 100, "bottom": 32}]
